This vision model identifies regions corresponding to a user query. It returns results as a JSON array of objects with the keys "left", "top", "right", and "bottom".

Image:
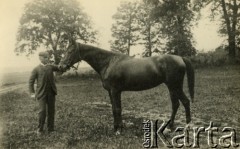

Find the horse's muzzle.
[{"left": 58, "top": 64, "right": 69, "bottom": 72}]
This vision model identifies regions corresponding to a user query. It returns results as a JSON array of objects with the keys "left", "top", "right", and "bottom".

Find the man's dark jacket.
[{"left": 29, "top": 64, "right": 59, "bottom": 99}]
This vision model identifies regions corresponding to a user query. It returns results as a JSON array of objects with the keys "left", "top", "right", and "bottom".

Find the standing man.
[{"left": 29, "top": 51, "right": 61, "bottom": 134}]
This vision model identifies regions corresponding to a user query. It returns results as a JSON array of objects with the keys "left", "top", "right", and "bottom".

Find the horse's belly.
[
  {"left": 121, "top": 72, "right": 164, "bottom": 91},
  {"left": 123, "top": 80, "right": 163, "bottom": 91}
]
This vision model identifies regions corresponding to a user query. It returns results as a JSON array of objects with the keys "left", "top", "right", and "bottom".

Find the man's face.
[{"left": 39, "top": 55, "right": 49, "bottom": 64}]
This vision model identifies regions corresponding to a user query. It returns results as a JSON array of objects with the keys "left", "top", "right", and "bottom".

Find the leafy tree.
[
  {"left": 195, "top": 0, "right": 240, "bottom": 58},
  {"left": 218, "top": 0, "right": 239, "bottom": 58},
  {"left": 137, "top": 0, "right": 162, "bottom": 57},
  {"left": 152, "top": 0, "right": 197, "bottom": 56},
  {"left": 15, "top": 0, "right": 97, "bottom": 64},
  {"left": 110, "top": 1, "right": 140, "bottom": 55}
]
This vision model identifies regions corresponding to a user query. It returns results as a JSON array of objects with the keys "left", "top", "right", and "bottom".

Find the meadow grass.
[{"left": 0, "top": 65, "right": 239, "bottom": 148}]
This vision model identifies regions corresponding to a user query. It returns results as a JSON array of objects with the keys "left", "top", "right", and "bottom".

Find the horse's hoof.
[
  {"left": 186, "top": 117, "right": 191, "bottom": 124},
  {"left": 185, "top": 121, "right": 194, "bottom": 128},
  {"left": 164, "top": 128, "right": 172, "bottom": 133},
  {"left": 115, "top": 130, "right": 121, "bottom": 136},
  {"left": 168, "top": 123, "right": 174, "bottom": 131}
]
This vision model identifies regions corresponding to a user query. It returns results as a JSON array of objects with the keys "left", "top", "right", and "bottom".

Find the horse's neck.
[{"left": 78, "top": 44, "right": 120, "bottom": 74}]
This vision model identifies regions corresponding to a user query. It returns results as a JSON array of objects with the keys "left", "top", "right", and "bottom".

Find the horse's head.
[{"left": 59, "top": 40, "right": 82, "bottom": 72}]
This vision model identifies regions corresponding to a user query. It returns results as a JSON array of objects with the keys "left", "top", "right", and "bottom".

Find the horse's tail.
[{"left": 182, "top": 57, "right": 195, "bottom": 103}]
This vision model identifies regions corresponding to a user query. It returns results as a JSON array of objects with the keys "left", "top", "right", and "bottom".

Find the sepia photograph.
[{"left": 0, "top": 0, "right": 239, "bottom": 148}]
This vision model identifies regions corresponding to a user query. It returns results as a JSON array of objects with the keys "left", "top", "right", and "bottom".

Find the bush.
[
  {"left": 58, "top": 68, "right": 99, "bottom": 79},
  {"left": 191, "top": 46, "right": 228, "bottom": 68}
]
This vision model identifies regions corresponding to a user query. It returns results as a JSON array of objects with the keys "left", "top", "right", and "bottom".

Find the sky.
[{"left": 0, "top": 0, "right": 225, "bottom": 74}]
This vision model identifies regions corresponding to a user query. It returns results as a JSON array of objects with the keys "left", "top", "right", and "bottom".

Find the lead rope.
[{"left": 70, "top": 42, "right": 82, "bottom": 70}]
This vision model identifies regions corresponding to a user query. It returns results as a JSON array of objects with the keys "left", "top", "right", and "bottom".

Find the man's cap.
[{"left": 39, "top": 51, "right": 49, "bottom": 57}]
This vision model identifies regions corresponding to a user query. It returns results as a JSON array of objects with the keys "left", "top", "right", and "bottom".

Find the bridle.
[{"left": 62, "top": 42, "right": 82, "bottom": 70}]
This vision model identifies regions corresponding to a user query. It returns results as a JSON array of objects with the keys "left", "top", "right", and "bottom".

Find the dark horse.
[{"left": 59, "top": 41, "right": 195, "bottom": 133}]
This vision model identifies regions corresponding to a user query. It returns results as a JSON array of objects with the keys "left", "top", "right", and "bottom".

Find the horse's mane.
[
  {"left": 77, "top": 43, "right": 129, "bottom": 74},
  {"left": 79, "top": 43, "right": 124, "bottom": 56}
]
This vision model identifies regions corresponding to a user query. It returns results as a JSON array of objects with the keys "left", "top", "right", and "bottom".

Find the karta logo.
[{"left": 142, "top": 120, "right": 239, "bottom": 148}]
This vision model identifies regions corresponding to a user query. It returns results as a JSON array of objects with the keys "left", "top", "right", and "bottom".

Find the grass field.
[{"left": 0, "top": 65, "right": 240, "bottom": 148}]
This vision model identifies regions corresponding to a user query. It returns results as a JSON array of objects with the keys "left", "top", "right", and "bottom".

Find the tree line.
[{"left": 15, "top": 0, "right": 240, "bottom": 65}]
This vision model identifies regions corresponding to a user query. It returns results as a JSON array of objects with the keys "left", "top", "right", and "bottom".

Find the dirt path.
[{"left": 0, "top": 84, "right": 27, "bottom": 95}]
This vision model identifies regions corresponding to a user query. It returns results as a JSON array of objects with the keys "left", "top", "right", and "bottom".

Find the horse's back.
[
  {"left": 158, "top": 54, "right": 185, "bottom": 67},
  {"left": 107, "top": 54, "right": 186, "bottom": 79}
]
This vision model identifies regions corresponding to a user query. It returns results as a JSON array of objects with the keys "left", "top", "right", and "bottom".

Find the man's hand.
[{"left": 30, "top": 94, "right": 35, "bottom": 99}]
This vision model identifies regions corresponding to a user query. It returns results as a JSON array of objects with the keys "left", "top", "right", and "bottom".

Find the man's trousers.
[{"left": 37, "top": 91, "right": 55, "bottom": 131}]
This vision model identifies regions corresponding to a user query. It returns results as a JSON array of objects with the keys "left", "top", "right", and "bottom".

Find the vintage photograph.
[{"left": 0, "top": 0, "right": 239, "bottom": 148}]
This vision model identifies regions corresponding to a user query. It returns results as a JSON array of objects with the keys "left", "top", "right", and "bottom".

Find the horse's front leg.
[{"left": 109, "top": 89, "right": 123, "bottom": 133}]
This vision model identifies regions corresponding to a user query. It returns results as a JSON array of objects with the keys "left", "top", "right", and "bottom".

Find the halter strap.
[{"left": 76, "top": 42, "right": 82, "bottom": 61}]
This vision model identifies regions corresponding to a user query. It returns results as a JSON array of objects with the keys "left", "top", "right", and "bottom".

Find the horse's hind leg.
[
  {"left": 178, "top": 91, "right": 191, "bottom": 124},
  {"left": 168, "top": 89, "right": 180, "bottom": 129},
  {"left": 108, "top": 91, "right": 113, "bottom": 104}
]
